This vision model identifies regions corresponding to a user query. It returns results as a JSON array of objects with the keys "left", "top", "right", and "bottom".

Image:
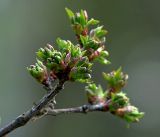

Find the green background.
[{"left": 0, "top": 0, "right": 160, "bottom": 137}]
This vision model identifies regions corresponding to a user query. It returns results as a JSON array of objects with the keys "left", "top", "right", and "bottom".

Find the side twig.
[
  {"left": 0, "top": 80, "right": 66, "bottom": 137},
  {"left": 47, "top": 101, "right": 111, "bottom": 116}
]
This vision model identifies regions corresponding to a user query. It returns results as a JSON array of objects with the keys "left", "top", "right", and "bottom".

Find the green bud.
[
  {"left": 95, "top": 56, "right": 110, "bottom": 65},
  {"left": 73, "top": 24, "right": 84, "bottom": 35},
  {"left": 46, "top": 54, "right": 63, "bottom": 71},
  {"left": 85, "top": 39, "right": 100, "bottom": 50},
  {"left": 56, "top": 38, "right": 69, "bottom": 52},
  {"left": 86, "top": 83, "right": 107, "bottom": 104},
  {"left": 70, "top": 45, "right": 82, "bottom": 58},
  {"left": 87, "top": 18, "right": 99, "bottom": 26},
  {"left": 57, "top": 38, "right": 83, "bottom": 58},
  {"left": 36, "top": 48, "right": 45, "bottom": 60},
  {"left": 80, "top": 10, "right": 87, "bottom": 26},
  {"left": 27, "top": 60, "right": 48, "bottom": 84},
  {"left": 36, "top": 45, "right": 54, "bottom": 61},
  {"left": 54, "top": 55, "right": 62, "bottom": 63},
  {"left": 65, "top": 7, "right": 75, "bottom": 20},
  {"left": 103, "top": 67, "right": 128, "bottom": 93},
  {"left": 66, "top": 8, "right": 100, "bottom": 36},
  {"left": 69, "top": 66, "right": 92, "bottom": 83},
  {"left": 100, "top": 50, "right": 109, "bottom": 57},
  {"left": 93, "top": 26, "right": 108, "bottom": 38},
  {"left": 76, "top": 56, "right": 89, "bottom": 67},
  {"left": 115, "top": 106, "right": 144, "bottom": 123},
  {"left": 109, "top": 92, "right": 129, "bottom": 112},
  {"left": 89, "top": 26, "right": 108, "bottom": 42},
  {"left": 80, "top": 35, "right": 89, "bottom": 46}
]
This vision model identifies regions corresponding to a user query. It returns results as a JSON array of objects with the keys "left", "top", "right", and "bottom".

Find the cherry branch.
[
  {"left": 0, "top": 7, "right": 144, "bottom": 137},
  {"left": 0, "top": 80, "right": 66, "bottom": 137},
  {"left": 47, "top": 101, "right": 111, "bottom": 116}
]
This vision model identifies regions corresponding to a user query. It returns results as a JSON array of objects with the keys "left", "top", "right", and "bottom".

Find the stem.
[
  {"left": 47, "top": 100, "right": 111, "bottom": 116},
  {"left": 0, "top": 79, "right": 66, "bottom": 137}
]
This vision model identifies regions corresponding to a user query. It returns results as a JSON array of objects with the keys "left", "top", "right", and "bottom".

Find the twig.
[
  {"left": 0, "top": 79, "right": 66, "bottom": 137},
  {"left": 47, "top": 101, "right": 111, "bottom": 116}
]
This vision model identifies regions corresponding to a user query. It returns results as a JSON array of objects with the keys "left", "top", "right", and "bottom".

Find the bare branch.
[
  {"left": 47, "top": 101, "right": 111, "bottom": 116},
  {"left": 0, "top": 79, "right": 66, "bottom": 137}
]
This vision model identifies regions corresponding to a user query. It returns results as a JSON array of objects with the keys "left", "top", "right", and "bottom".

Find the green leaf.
[
  {"left": 65, "top": 8, "right": 75, "bottom": 19},
  {"left": 80, "top": 10, "right": 87, "bottom": 26},
  {"left": 36, "top": 44, "right": 55, "bottom": 61},
  {"left": 56, "top": 38, "right": 68, "bottom": 51},
  {"left": 95, "top": 57, "right": 110, "bottom": 65},
  {"left": 92, "top": 26, "right": 108, "bottom": 38},
  {"left": 80, "top": 35, "right": 88, "bottom": 45},
  {"left": 87, "top": 18, "right": 99, "bottom": 26},
  {"left": 123, "top": 106, "right": 145, "bottom": 122}
]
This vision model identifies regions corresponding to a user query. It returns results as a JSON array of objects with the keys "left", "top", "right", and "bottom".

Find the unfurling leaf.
[
  {"left": 103, "top": 67, "right": 128, "bottom": 93},
  {"left": 85, "top": 83, "right": 107, "bottom": 104},
  {"left": 27, "top": 60, "right": 48, "bottom": 84},
  {"left": 115, "top": 106, "right": 144, "bottom": 122}
]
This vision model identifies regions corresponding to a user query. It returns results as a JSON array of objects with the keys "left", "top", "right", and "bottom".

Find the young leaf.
[
  {"left": 87, "top": 18, "right": 99, "bottom": 26},
  {"left": 65, "top": 8, "right": 74, "bottom": 19}
]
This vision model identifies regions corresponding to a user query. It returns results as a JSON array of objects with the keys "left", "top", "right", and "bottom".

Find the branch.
[
  {"left": 0, "top": 80, "right": 66, "bottom": 137},
  {"left": 47, "top": 101, "right": 111, "bottom": 116}
]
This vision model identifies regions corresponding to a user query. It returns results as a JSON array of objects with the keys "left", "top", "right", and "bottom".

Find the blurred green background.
[{"left": 0, "top": 0, "right": 160, "bottom": 137}]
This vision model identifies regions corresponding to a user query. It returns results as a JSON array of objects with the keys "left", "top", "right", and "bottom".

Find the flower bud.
[
  {"left": 69, "top": 66, "right": 91, "bottom": 83},
  {"left": 103, "top": 67, "right": 128, "bottom": 93},
  {"left": 115, "top": 106, "right": 144, "bottom": 122},
  {"left": 27, "top": 60, "right": 48, "bottom": 84},
  {"left": 64, "top": 53, "right": 71, "bottom": 64},
  {"left": 108, "top": 92, "right": 129, "bottom": 112},
  {"left": 47, "top": 44, "right": 54, "bottom": 51},
  {"left": 86, "top": 84, "right": 107, "bottom": 105},
  {"left": 37, "top": 45, "right": 54, "bottom": 61},
  {"left": 83, "top": 10, "right": 88, "bottom": 21}
]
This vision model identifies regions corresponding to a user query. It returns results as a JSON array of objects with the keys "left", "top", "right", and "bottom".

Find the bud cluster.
[
  {"left": 28, "top": 8, "right": 144, "bottom": 123},
  {"left": 65, "top": 8, "right": 99, "bottom": 36},
  {"left": 28, "top": 38, "right": 92, "bottom": 84},
  {"left": 27, "top": 60, "right": 48, "bottom": 85},
  {"left": 85, "top": 68, "right": 144, "bottom": 123},
  {"left": 66, "top": 8, "right": 110, "bottom": 64},
  {"left": 115, "top": 106, "right": 144, "bottom": 122},
  {"left": 103, "top": 67, "right": 128, "bottom": 93}
]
